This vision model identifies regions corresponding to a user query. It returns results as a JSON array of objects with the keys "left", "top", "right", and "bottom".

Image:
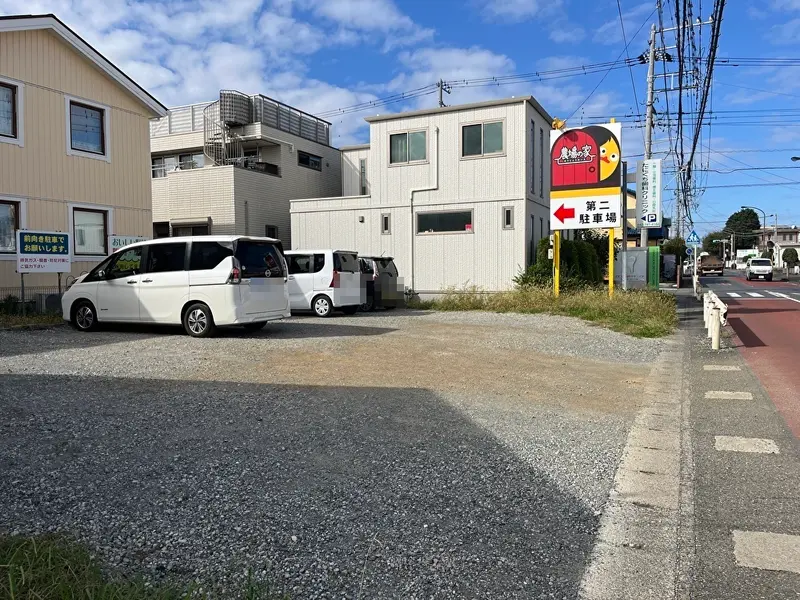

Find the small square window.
[
  {"left": 390, "top": 131, "right": 426, "bottom": 164},
  {"left": 73, "top": 208, "right": 108, "bottom": 255},
  {"left": 503, "top": 207, "right": 514, "bottom": 230},
  {"left": 70, "top": 101, "right": 105, "bottom": 155},
  {"left": 381, "top": 213, "right": 391, "bottom": 234},
  {"left": 265, "top": 225, "right": 279, "bottom": 238},
  {"left": 462, "top": 121, "right": 503, "bottom": 157}
]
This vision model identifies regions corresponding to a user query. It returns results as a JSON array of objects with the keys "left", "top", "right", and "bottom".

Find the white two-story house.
[
  {"left": 150, "top": 90, "right": 342, "bottom": 247},
  {"left": 290, "top": 96, "right": 563, "bottom": 295}
]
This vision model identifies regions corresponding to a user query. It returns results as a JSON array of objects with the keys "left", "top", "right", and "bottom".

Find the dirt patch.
[{"left": 193, "top": 321, "right": 649, "bottom": 417}]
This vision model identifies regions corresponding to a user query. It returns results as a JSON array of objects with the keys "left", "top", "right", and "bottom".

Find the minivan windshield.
[
  {"left": 334, "top": 252, "right": 359, "bottom": 273},
  {"left": 235, "top": 240, "right": 285, "bottom": 278},
  {"left": 751, "top": 259, "right": 772, "bottom": 266}
]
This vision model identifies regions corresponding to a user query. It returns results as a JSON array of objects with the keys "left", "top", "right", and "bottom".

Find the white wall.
[{"left": 341, "top": 147, "right": 370, "bottom": 197}]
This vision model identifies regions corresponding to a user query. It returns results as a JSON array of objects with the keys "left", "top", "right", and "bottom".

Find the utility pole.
[
  {"left": 640, "top": 24, "right": 657, "bottom": 250},
  {"left": 437, "top": 79, "right": 451, "bottom": 108}
]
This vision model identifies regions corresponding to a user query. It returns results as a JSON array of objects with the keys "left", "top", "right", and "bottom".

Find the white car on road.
[{"left": 745, "top": 258, "right": 773, "bottom": 282}]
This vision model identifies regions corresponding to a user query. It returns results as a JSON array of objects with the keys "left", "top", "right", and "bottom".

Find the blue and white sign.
[
  {"left": 636, "top": 159, "right": 663, "bottom": 228},
  {"left": 686, "top": 230, "right": 701, "bottom": 244},
  {"left": 686, "top": 247, "right": 694, "bottom": 256},
  {"left": 16, "top": 230, "right": 71, "bottom": 273}
]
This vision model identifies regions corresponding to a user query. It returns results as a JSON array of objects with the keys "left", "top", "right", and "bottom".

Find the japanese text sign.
[
  {"left": 110, "top": 235, "right": 148, "bottom": 253},
  {"left": 16, "top": 230, "right": 72, "bottom": 273},
  {"left": 636, "top": 159, "right": 662, "bottom": 228},
  {"left": 550, "top": 123, "right": 623, "bottom": 230}
]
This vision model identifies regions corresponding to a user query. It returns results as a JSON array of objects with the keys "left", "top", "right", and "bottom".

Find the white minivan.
[
  {"left": 61, "top": 236, "right": 291, "bottom": 337},
  {"left": 284, "top": 249, "right": 362, "bottom": 317}
]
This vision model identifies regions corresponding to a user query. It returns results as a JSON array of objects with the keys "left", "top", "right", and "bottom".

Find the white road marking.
[
  {"left": 767, "top": 291, "right": 800, "bottom": 304},
  {"left": 704, "top": 391, "right": 754, "bottom": 400},
  {"left": 727, "top": 292, "right": 741, "bottom": 298},
  {"left": 703, "top": 365, "right": 741, "bottom": 371},
  {"left": 746, "top": 292, "right": 764, "bottom": 297},
  {"left": 714, "top": 436, "right": 779, "bottom": 454},
  {"left": 733, "top": 530, "right": 800, "bottom": 574},
  {"left": 768, "top": 291, "right": 783, "bottom": 297}
]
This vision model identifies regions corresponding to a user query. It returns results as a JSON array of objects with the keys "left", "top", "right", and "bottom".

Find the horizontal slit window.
[{"left": 417, "top": 211, "right": 473, "bottom": 234}]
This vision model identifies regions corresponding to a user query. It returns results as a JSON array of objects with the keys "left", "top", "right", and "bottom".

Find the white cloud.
[
  {"left": 549, "top": 25, "right": 586, "bottom": 43},
  {"left": 773, "top": 0, "right": 800, "bottom": 10},
  {"left": 258, "top": 12, "right": 327, "bottom": 55},
  {"left": 480, "top": 0, "right": 558, "bottom": 22},
  {"left": 535, "top": 55, "right": 589, "bottom": 72},
  {"left": 593, "top": 2, "right": 653, "bottom": 45},
  {"left": 771, "top": 18, "right": 800, "bottom": 43}
]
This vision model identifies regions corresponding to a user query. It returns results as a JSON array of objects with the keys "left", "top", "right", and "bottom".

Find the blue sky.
[{"left": 2, "top": 0, "right": 800, "bottom": 236}]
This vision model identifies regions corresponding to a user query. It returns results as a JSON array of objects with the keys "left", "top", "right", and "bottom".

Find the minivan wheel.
[
  {"left": 183, "top": 303, "right": 216, "bottom": 337},
  {"left": 72, "top": 300, "right": 97, "bottom": 332},
  {"left": 312, "top": 295, "right": 332, "bottom": 318}
]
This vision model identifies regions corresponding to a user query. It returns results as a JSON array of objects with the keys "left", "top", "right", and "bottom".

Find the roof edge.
[
  {"left": 0, "top": 14, "right": 168, "bottom": 117},
  {"left": 364, "top": 96, "right": 552, "bottom": 124},
  {"left": 340, "top": 144, "right": 370, "bottom": 151}
]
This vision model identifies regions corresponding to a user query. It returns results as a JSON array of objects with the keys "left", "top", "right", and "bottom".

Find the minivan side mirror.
[{"left": 96, "top": 269, "right": 106, "bottom": 279}]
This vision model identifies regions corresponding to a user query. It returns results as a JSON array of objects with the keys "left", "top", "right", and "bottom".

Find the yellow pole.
[
  {"left": 554, "top": 230, "right": 561, "bottom": 297},
  {"left": 608, "top": 228, "right": 615, "bottom": 297}
]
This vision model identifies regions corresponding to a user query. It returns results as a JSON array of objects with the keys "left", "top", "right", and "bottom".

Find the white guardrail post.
[{"left": 705, "top": 291, "right": 727, "bottom": 350}]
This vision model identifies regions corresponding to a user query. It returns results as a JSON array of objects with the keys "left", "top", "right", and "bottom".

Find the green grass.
[
  {"left": 0, "top": 535, "right": 289, "bottom": 600},
  {"left": 408, "top": 286, "right": 677, "bottom": 338},
  {"left": 0, "top": 313, "right": 63, "bottom": 329}
]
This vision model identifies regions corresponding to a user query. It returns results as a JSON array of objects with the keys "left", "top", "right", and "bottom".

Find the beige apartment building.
[
  {"left": 150, "top": 91, "right": 342, "bottom": 248},
  {"left": 0, "top": 14, "right": 167, "bottom": 292}
]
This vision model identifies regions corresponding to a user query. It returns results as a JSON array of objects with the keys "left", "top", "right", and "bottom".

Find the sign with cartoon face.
[{"left": 550, "top": 123, "right": 623, "bottom": 231}]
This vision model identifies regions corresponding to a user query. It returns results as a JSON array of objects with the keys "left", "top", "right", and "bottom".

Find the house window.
[
  {"left": 0, "top": 200, "right": 19, "bottom": 253},
  {"left": 265, "top": 225, "right": 279, "bottom": 238},
  {"left": 179, "top": 152, "right": 204, "bottom": 169},
  {"left": 151, "top": 155, "right": 178, "bottom": 178},
  {"left": 153, "top": 222, "right": 170, "bottom": 238},
  {"left": 69, "top": 101, "right": 105, "bottom": 155},
  {"left": 530, "top": 120, "right": 535, "bottom": 194},
  {"left": 0, "top": 82, "right": 17, "bottom": 139},
  {"left": 462, "top": 121, "right": 503, "bottom": 157},
  {"left": 73, "top": 208, "right": 107, "bottom": 255},
  {"left": 360, "top": 158, "right": 367, "bottom": 195},
  {"left": 782, "top": 233, "right": 787, "bottom": 241},
  {"left": 539, "top": 128, "right": 544, "bottom": 197},
  {"left": 390, "top": 130, "right": 426, "bottom": 164},
  {"left": 503, "top": 207, "right": 514, "bottom": 230},
  {"left": 540, "top": 217, "right": 544, "bottom": 241},
  {"left": 173, "top": 225, "right": 209, "bottom": 237},
  {"left": 417, "top": 211, "right": 473, "bottom": 234},
  {"left": 381, "top": 213, "right": 391, "bottom": 234},
  {"left": 298, "top": 150, "right": 322, "bottom": 171}
]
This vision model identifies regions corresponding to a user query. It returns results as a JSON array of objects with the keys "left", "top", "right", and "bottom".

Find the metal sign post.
[
  {"left": 20, "top": 273, "right": 25, "bottom": 317},
  {"left": 621, "top": 161, "right": 628, "bottom": 291},
  {"left": 609, "top": 228, "right": 615, "bottom": 297},
  {"left": 553, "top": 231, "right": 561, "bottom": 297}
]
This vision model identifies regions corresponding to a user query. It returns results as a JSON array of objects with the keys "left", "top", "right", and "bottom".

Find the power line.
[
  {"left": 567, "top": 7, "right": 657, "bottom": 121},
  {"left": 616, "top": 0, "right": 644, "bottom": 128}
]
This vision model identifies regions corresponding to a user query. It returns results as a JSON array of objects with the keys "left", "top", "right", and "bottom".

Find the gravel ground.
[{"left": 0, "top": 309, "right": 668, "bottom": 599}]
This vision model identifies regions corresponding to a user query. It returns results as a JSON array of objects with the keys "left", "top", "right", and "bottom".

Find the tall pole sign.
[
  {"left": 636, "top": 158, "right": 663, "bottom": 230},
  {"left": 550, "top": 121, "right": 623, "bottom": 296}
]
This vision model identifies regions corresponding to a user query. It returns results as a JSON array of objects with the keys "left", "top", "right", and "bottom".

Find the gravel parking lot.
[{"left": 0, "top": 310, "right": 667, "bottom": 598}]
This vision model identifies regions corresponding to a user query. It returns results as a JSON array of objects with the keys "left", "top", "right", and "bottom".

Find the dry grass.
[
  {"left": 0, "top": 535, "right": 289, "bottom": 600},
  {"left": 409, "top": 286, "right": 677, "bottom": 338},
  {"left": 0, "top": 313, "right": 63, "bottom": 329}
]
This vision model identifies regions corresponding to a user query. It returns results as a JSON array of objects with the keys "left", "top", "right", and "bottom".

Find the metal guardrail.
[{"left": 703, "top": 291, "right": 728, "bottom": 351}]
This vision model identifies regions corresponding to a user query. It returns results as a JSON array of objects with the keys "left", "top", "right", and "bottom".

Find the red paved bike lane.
[{"left": 727, "top": 297, "right": 800, "bottom": 439}]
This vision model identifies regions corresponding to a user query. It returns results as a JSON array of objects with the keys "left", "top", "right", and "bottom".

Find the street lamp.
[{"left": 741, "top": 205, "right": 767, "bottom": 236}]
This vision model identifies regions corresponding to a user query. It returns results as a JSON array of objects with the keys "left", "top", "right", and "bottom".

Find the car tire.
[
  {"left": 183, "top": 303, "right": 216, "bottom": 338},
  {"left": 312, "top": 295, "right": 333, "bottom": 318},
  {"left": 242, "top": 322, "right": 267, "bottom": 333},
  {"left": 767, "top": 275, "right": 773, "bottom": 282},
  {"left": 71, "top": 300, "right": 98, "bottom": 332},
  {"left": 342, "top": 305, "right": 359, "bottom": 315}
]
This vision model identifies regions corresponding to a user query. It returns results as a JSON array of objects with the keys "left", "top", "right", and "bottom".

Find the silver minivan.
[{"left": 284, "top": 249, "right": 362, "bottom": 317}]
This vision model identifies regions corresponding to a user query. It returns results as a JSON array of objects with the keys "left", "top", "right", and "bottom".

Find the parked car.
[
  {"left": 358, "top": 256, "right": 403, "bottom": 311},
  {"left": 745, "top": 257, "right": 773, "bottom": 281},
  {"left": 284, "top": 249, "right": 361, "bottom": 317},
  {"left": 61, "top": 236, "right": 291, "bottom": 337}
]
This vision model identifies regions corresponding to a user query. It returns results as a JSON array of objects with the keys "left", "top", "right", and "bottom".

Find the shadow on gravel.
[
  {"left": 0, "top": 329, "right": 161, "bottom": 358},
  {"left": 0, "top": 375, "right": 598, "bottom": 600}
]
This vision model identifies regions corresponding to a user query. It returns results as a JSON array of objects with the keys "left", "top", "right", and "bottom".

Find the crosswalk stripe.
[
  {"left": 768, "top": 291, "right": 783, "bottom": 297},
  {"left": 746, "top": 292, "right": 764, "bottom": 297},
  {"left": 728, "top": 292, "right": 741, "bottom": 298}
]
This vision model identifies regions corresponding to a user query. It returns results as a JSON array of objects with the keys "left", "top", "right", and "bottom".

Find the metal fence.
[{"left": 0, "top": 286, "right": 63, "bottom": 315}]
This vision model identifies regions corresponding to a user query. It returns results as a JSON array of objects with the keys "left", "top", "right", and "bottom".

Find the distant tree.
[
  {"left": 662, "top": 237, "right": 687, "bottom": 258},
  {"left": 783, "top": 247, "right": 799, "bottom": 266},
  {"left": 725, "top": 209, "right": 761, "bottom": 249},
  {"left": 702, "top": 230, "right": 727, "bottom": 254}
]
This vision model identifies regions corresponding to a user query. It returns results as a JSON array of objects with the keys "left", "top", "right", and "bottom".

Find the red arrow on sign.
[{"left": 553, "top": 204, "right": 575, "bottom": 223}]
